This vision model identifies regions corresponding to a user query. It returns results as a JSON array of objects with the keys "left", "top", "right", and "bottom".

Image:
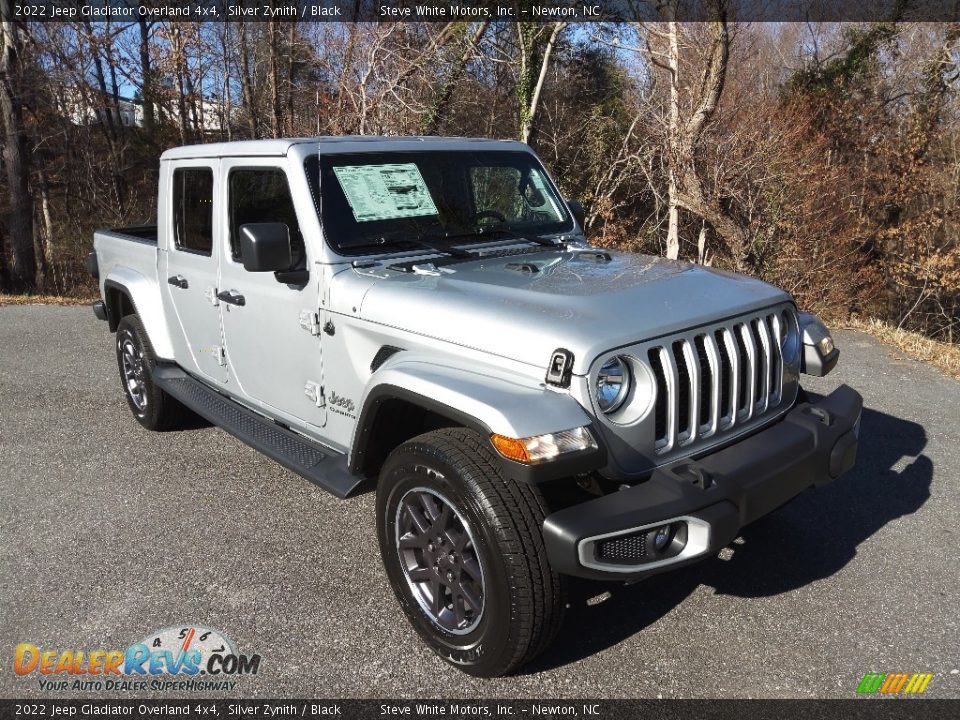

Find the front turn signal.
[{"left": 490, "top": 427, "right": 597, "bottom": 465}]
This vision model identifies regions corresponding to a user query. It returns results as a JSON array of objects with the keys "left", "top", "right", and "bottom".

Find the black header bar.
[
  {"left": 7, "top": 0, "right": 960, "bottom": 23},
  {"left": 1, "top": 699, "right": 958, "bottom": 720}
]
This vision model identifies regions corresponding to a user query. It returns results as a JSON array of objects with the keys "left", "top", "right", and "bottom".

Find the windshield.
[{"left": 317, "top": 150, "right": 574, "bottom": 255}]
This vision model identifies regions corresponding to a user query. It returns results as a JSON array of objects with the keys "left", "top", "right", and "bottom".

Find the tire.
[
  {"left": 376, "top": 427, "right": 565, "bottom": 677},
  {"left": 115, "top": 315, "right": 188, "bottom": 431}
]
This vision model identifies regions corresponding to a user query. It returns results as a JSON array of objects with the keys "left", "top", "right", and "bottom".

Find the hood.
[{"left": 355, "top": 249, "right": 791, "bottom": 375}]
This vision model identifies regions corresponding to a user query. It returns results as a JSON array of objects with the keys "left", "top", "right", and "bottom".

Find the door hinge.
[
  {"left": 213, "top": 346, "right": 227, "bottom": 366},
  {"left": 299, "top": 310, "right": 321, "bottom": 336},
  {"left": 206, "top": 287, "right": 220, "bottom": 307},
  {"left": 304, "top": 381, "right": 325, "bottom": 407}
]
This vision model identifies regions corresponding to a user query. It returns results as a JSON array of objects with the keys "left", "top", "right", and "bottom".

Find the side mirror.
[
  {"left": 567, "top": 199, "right": 586, "bottom": 229},
  {"left": 239, "top": 223, "right": 292, "bottom": 273}
]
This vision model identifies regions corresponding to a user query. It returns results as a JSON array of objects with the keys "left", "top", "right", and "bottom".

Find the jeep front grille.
[{"left": 648, "top": 311, "right": 789, "bottom": 454}]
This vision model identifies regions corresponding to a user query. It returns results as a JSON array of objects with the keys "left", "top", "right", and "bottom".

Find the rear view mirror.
[
  {"left": 239, "top": 223, "right": 292, "bottom": 272},
  {"left": 567, "top": 199, "right": 586, "bottom": 228}
]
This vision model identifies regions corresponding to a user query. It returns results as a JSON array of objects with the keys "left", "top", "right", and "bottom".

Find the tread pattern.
[{"left": 400, "top": 427, "right": 565, "bottom": 675}]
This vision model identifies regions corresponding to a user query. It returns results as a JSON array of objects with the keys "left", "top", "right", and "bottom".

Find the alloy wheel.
[
  {"left": 395, "top": 486, "right": 485, "bottom": 635},
  {"left": 120, "top": 337, "right": 148, "bottom": 412}
]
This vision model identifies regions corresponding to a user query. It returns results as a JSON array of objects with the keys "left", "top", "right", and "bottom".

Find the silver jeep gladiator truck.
[{"left": 88, "top": 137, "right": 861, "bottom": 677}]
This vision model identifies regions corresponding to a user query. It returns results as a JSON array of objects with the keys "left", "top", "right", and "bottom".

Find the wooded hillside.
[{"left": 1, "top": 10, "right": 958, "bottom": 343}]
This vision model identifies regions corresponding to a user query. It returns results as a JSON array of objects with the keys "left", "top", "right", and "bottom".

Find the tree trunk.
[
  {"left": 172, "top": 26, "right": 190, "bottom": 144},
  {"left": 518, "top": 21, "right": 564, "bottom": 146},
  {"left": 220, "top": 22, "right": 232, "bottom": 140},
  {"left": 84, "top": 20, "right": 127, "bottom": 216},
  {"left": 239, "top": 21, "right": 258, "bottom": 138},
  {"left": 696, "top": 221, "right": 711, "bottom": 265},
  {"left": 286, "top": 23, "right": 296, "bottom": 135},
  {"left": 665, "top": 17, "right": 680, "bottom": 260},
  {"left": 269, "top": 20, "right": 281, "bottom": 138},
  {"left": 668, "top": 4, "right": 742, "bottom": 268},
  {"left": 0, "top": 1, "right": 35, "bottom": 292},
  {"left": 35, "top": 163, "right": 55, "bottom": 289},
  {"left": 421, "top": 21, "right": 490, "bottom": 135},
  {"left": 337, "top": 9, "right": 361, "bottom": 134},
  {"left": 137, "top": 18, "right": 155, "bottom": 132}
]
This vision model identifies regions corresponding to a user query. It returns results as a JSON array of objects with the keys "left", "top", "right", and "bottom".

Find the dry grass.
[
  {"left": 0, "top": 293, "right": 96, "bottom": 306},
  {"left": 838, "top": 317, "right": 960, "bottom": 381}
]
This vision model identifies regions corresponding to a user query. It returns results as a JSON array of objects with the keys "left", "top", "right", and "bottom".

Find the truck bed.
[
  {"left": 96, "top": 225, "right": 158, "bottom": 245},
  {"left": 93, "top": 226, "right": 160, "bottom": 314}
]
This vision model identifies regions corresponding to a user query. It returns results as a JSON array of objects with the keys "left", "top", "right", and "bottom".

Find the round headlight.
[
  {"left": 780, "top": 310, "right": 801, "bottom": 364},
  {"left": 596, "top": 356, "right": 631, "bottom": 414}
]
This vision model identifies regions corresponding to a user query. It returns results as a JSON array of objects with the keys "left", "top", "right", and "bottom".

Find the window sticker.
[{"left": 332, "top": 163, "right": 439, "bottom": 222}]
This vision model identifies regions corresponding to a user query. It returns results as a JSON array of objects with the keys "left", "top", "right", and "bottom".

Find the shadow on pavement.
[{"left": 525, "top": 400, "right": 931, "bottom": 674}]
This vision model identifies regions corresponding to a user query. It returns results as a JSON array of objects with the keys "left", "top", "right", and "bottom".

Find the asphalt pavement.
[{"left": 1, "top": 305, "right": 958, "bottom": 699}]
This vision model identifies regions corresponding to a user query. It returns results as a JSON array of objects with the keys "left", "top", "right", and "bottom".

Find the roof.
[{"left": 159, "top": 136, "right": 529, "bottom": 161}]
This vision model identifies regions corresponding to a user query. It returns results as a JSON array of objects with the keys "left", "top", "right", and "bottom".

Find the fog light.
[
  {"left": 652, "top": 525, "right": 671, "bottom": 551},
  {"left": 647, "top": 523, "right": 678, "bottom": 555}
]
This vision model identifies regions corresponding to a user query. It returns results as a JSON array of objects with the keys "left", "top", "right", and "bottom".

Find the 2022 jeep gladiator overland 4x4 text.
[{"left": 89, "top": 137, "right": 861, "bottom": 677}]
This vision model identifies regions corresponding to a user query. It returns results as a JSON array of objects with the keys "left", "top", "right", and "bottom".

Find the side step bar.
[{"left": 153, "top": 365, "right": 364, "bottom": 498}]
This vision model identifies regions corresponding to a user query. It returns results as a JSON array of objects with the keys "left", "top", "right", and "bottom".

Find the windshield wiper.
[
  {"left": 477, "top": 226, "right": 563, "bottom": 248},
  {"left": 405, "top": 236, "right": 474, "bottom": 258},
  {"left": 346, "top": 231, "right": 474, "bottom": 259}
]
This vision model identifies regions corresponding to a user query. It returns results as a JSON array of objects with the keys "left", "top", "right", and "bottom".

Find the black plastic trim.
[
  {"left": 821, "top": 346, "right": 840, "bottom": 374},
  {"left": 92, "top": 301, "right": 108, "bottom": 322},
  {"left": 543, "top": 385, "right": 862, "bottom": 581},
  {"left": 86, "top": 251, "right": 99, "bottom": 279},
  {"left": 802, "top": 344, "right": 840, "bottom": 376},
  {"left": 350, "top": 384, "right": 606, "bottom": 483},
  {"left": 370, "top": 346, "right": 403, "bottom": 373},
  {"left": 545, "top": 348, "right": 574, "bottom": 388},
  {"left": 102, "top": 279, "right": 138, "bottom": 332},
  {"left": 274, "top": 269, "right": 310, "bottom": 285},
  {"left": 153, "top": 365, "right": 362, "bottom": 498}
]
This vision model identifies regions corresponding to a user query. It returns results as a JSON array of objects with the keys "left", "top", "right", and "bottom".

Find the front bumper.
[{"left": 542, "top": 385, "right": 862, "bottom": 580}]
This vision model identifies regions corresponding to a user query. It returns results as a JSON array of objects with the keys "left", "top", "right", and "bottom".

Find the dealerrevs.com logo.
[{"left": 13, "top": 625, "right": 261, "bottom": 692}]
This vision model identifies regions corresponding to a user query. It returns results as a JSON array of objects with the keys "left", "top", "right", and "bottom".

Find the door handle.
[
  {"left": 167, "top": 275, "right": 189, "bottom": 289},
  {"left": 217, "top": 290, "right": 246, "bottom": 306}
]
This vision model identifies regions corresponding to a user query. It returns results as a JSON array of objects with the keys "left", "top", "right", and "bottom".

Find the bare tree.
[
  {"left": 0, "top": 0, "right": 35, "bottom": 291},
  {"left": 640, "top": 2, "right": 741, "bottom": 265},
  {"left": 135, "top": 17, "right": 156, "bottom": 132},
  {"left": 516, "top": 20, "right": 566, "bottom": 145},
  {"left": 238, "top": 20, "right": 258, "bottom": 137},
  {"left": 421, "top": 21, "right": 490, "bottom": 135}
]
